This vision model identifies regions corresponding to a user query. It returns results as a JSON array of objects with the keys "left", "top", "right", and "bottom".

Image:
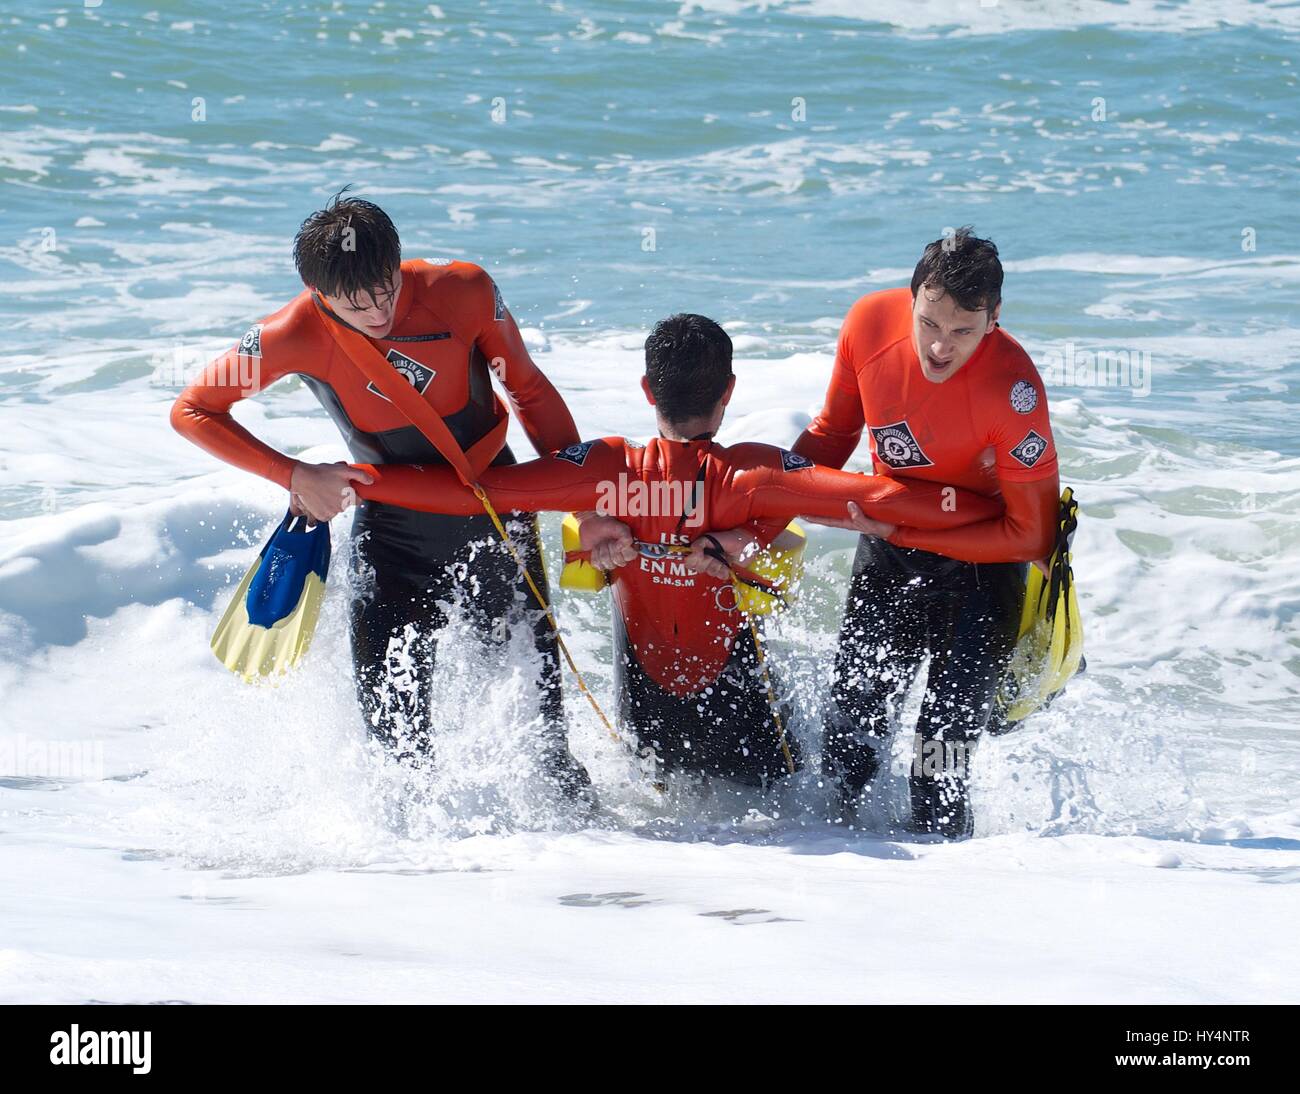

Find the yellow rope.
[
  {"left": 472, "top": 486, "right": 624, "bottom": 746},
  {"left": 745, "top": 613, "right": 796, "bottom": 776}
]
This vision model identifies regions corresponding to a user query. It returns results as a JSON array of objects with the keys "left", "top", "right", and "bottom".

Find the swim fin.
[
  {"left": 209, "top": 510, "right": 332, "bottom": 682},
  {"left": 992, "top": 488, "right": 1084, "bottom": 729}
]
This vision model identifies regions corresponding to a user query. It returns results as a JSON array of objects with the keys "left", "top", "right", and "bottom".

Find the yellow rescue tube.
[
  {"left": 560, "top": 512, "right": 609, "bottom": 592},
  {"left": 734, "top": 523, "right": 806, "bottom": 616},
  {"left": 557, "top": 515, "right": 806, "bottom": 617}
]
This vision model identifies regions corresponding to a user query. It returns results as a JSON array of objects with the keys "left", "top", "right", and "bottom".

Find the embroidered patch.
[
  {"left": 236, "top": 324, "right": 263, "bottom": 358},
  {"left": 555, "top": 441, "right": 596, "bottom": 466},
  {"left": 1010, "top": 380, "right": 1039, "bottom": 414},
  {"left": 426, "top": 256, "right": 453, "bottom": 266},
  {"left": 869, "top": 420, "right": 934, "bottom": 469},
  {"left": 1009, "top": 429, "right": 1050, "bottom": 468},
  {"left": 780, "top": 449, "right": 814, "bottom": 472},
  {"left": 366, "top": 349, "right": 436, "bottom": 402}
]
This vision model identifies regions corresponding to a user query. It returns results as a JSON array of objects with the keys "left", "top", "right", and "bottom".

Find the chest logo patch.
[
  {"left": 555, "top": 440, "right": 596, "bottom": 466},
  {"left": 367, "top": 349, "right": 436, "bottom": 402},
  {"left": 780, "top": 449, "right": 814, "bottom": 472},
  {"left": 869, "top": 420, "right": 934, "bottom": 469},
  {"left": 1010, "top": 380, "right": 1039, "bottom": 414},
  {"left": 1010, "top": 429, "right": 1050, "bottom": 468}
]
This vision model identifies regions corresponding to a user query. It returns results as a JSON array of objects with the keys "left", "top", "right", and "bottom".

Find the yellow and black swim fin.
[
  {"left": 210, "top": 511, "right": 332, "bottom": 682},
  {"left": 993, "top": 488, "right": 1084, "bottom": 729}
]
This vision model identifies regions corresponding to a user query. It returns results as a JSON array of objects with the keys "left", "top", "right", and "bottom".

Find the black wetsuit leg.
[
  {"left": 825, "top": 534, "right": 1024, "bottom": 837},
  {"left": 614, "top": 615, "right": 800, "bottom": 787},
  {"left": 349, "top": 452, "right": 585, "bottom": 795},
  {"left": 910, "top": 559, "right": 1023, "bottom": 838}
]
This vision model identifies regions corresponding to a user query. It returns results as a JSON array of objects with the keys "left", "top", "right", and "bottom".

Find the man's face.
[
  {"left": 911, "top": 285, "right": 998, "bottom": 383},
  {"left": 320, "top": 268, "right": 402, "bottom": 338}
]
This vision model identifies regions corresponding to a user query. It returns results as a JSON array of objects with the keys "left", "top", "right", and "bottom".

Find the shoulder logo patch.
[
  {"left": 1010, "top": 380, "right": 1039, "bottom": 414},
  {"left": 1009, "top": 429, "right": 1050, "bottom": 468},
  {"left": 869, "top": 420, "right": 934, "bottom": 469},
  {"left": 426, "top": 257, "right": 453, "bottom": 266},
  {"left": 780, "top": 449, "right": 814, "bottom": 472},
  {"left": 492, "top": 279, "right": 506, "bottom": 321},
  {"left": 555, "top": 441, "right": 596, "bottom": 466},
  {"left": 366, "top": 349, "right": 437, "bottom": 402},
  {"left": 237, "top": 324, "right": 263, "bottom": 358}
]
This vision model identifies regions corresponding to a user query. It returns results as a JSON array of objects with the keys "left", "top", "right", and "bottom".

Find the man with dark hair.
[
  {"left": 172, "top": 190, "right": 594, "bottom": 800},
  {"left": 345, "top": 313, "right": 1004, "bottom": 788},
  {"left": 700, "top": 229, "right": 1060, "bottom": 837},
  {"left": 794, "top": 227, "right": 1059, "bottom": 837}
]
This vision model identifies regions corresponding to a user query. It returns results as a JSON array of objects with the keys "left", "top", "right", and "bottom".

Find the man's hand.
[
  {"left": 683, "top": 528, "right": 760, "bottom": 581},
  {"left": 801, "top": 501, "right": 896, "bottom": 539},
  {"left": 575, "top": 512, "right": 637, "bottom": 570},
  {"left": 290, "top": 461, "right": 374, "bottom": 522}
]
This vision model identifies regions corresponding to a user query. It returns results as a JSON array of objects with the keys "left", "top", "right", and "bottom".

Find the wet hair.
[
  {"left": 293, "top": 187, "right": 401, "bottom": 305},
  {"left": 644, "top": 314, "right": 734, "bottom": 424},
  {"left": 910, "top": 226, "right": 1003, "bottom": 315}
]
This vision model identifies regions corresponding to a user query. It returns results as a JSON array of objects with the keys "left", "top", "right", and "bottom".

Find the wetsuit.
[
  {"left": 171, "top": 259, "right": 583, "bottom": 781},
  {"left": 353, "top": 437, "right": 1003, "bottom": 785},
  {"left": 792, "top": 287, "right": 1060, "bottom": 836}
]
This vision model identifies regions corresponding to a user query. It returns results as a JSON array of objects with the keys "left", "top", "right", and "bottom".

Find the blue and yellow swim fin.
[
  {"left": 210, "top": 511, "right": 332, "bottom": 682},
  {"left": 993, "top": 488, "right": 1084, "bottom": 729}
]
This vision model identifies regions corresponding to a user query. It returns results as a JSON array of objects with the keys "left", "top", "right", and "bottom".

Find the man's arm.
[
  {"left": 888, "top": 476, "right": 1057, "bottom": 563},
  {"left": 470, "top": 269, "right": 580, "bottom": 456},
  {"left": 170, "top": 314, "right": 372, "bottom": 520},
  {"left": 170, "top": 331, "right": 299, "bottom": 490},
  {"left": 351, "top": 439, "right": 619, "bottom": 516},
  {"left": 883, "top": 361, "right": 1060, "bottom": 562},
  {"left": 733, "top": 462, "right": 1003, "bottom": 530}
]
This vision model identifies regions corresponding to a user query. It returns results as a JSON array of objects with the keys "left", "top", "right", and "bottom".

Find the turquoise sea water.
[
  {"left": 2, "top": 0, "right": 1297, "bottom": 448},
  {"left": 1, "top": 1, "right": 1298, "bottom": 833}
]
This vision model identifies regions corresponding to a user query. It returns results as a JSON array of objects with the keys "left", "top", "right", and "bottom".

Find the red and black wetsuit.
[
  {"left": 792, "top": 287, "right": 1061, "bottom": 834},
  {"left": 171, "top": 259, "right": 581, "bottom": 773},
  {"left": 354, "top": 437, "right": 1002, "bottom": 784}
]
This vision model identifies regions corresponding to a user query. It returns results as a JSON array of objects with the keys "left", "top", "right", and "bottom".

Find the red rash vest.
[{"left": 794, "top": 287, "right": 1060, "bottom": 563}]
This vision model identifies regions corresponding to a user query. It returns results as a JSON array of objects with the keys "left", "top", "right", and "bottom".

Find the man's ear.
[
  {"left": 988, "top": 302, "right": 1001, "bottom": 330},
  {"left": 720, "top": 374, "right": 737, "bottom": 406},
  {"left": 641, "top": 375, "right": 657, "bottom": 406}
]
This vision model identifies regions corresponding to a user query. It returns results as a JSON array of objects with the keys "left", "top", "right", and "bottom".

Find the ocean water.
[{"left": 1, "top": 1, "right": 1298, "bottom": 1002}]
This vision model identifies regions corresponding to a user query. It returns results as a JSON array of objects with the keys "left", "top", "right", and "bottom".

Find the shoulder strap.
[{"left": 317, "top": 307, "right": 478, "bottom": 486}]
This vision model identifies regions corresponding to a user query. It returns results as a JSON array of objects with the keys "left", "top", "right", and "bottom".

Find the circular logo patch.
[{"left": 1010, "top": 380, "right": 1038, "bottom": 414}]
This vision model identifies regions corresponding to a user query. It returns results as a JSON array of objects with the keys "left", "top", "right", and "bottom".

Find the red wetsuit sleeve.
[
  {"left": 889, "top": 348, "right": 1060, "bottom": 562},
  {"left": 724, "top": 460, "right": 1003, "bottom": 530},
  {"left": 351, "top": 438, "right": 621, "bottom": 515},
  {"left": 889, "top": 475, "right": 1059, "bottom": 563},
  {"left": 791, "top": 307, "right": 866, "bottom": 469},
  {"left": 169, "top": 320, "right": 306, "bottom": 490},
  {"left": 466, "top": 268, "right": 579, "bottom": 456}
]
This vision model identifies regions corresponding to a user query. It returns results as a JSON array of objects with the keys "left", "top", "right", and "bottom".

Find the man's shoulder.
[
  {"left": 845, "top": 286, "right": 913, "bottom": 327},
  {"left": 405, "top": 257, "right": 493, "bottom": 294},
  {"left": 983, "top": 326, "right": 1045, "bottom": 385},
  {"left": 716, "top": 441, "right": 813, "bottom": 473},
  {"left": 232, "top": 288, "right": 324, "bottom": 359},
  {"left": 842, "top": 287, "right": 914, "bottom": 362},
  {"left": 551, "top": 436, "right": 625, "bottom": 467}
]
